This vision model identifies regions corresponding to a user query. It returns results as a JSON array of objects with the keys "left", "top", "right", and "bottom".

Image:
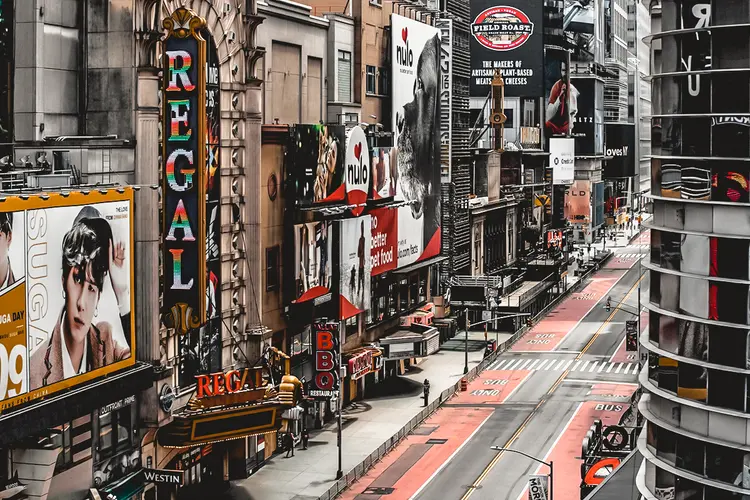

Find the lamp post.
[{"left": 490, "top": 447, "right": 554, "bottom": 500}]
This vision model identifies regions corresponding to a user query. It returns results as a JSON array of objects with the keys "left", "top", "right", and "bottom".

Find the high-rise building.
[{"left": 639, "top": 0, "right": 750, "bottom": 498}]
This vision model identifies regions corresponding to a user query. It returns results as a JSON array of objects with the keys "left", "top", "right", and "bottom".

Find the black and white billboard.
[
  {"left": 470, "top": 0, "right": 544, "bottom": 98},
  {"left": 570, "top": 77, "right": 604, "bottom": 156},
  {"left": 603, "top": 123, "right": 636, "bottom": 178}
]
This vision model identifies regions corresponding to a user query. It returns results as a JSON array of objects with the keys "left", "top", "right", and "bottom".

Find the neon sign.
[{"left": 161, "top": 8, "right": 207, "bottom": 332}]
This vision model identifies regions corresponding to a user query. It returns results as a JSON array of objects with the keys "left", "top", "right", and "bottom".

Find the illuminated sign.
[
  {"left": 194, "top": 368, "right": 262, "bottom": 399},
  {"left": 310, "top": 323, "right": 340, "bottom": 398},
  {"left": 348, "top": 350, "right": 373, "bottom": 380},
  {"left": 161, "top": 7, "right": 207, "bottom": 333}
]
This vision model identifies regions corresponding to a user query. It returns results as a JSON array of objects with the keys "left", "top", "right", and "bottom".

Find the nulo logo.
[
  {"left": 396, "top": 26, "right": 414, "bottom": 66},
  {"left": 347, "top": 143, "right": 368, "bottom": 185},
  {"left": 346, "top": 127, "right": 370, "bottom": 215},
  {"left": 606, "top": 146, "right": 628, "bottom": 157}
]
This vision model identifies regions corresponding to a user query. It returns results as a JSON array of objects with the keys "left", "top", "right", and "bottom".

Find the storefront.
[
  {"left": 342, "top": 346, "right": 382, "bottom": 404},
  {"left": 379, "top": 324, "right": 440, "bottom": 375}
]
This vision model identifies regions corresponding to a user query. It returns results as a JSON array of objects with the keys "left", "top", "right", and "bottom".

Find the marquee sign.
[
  {"left": 162, "top": 7, "right": 207, "bottom": 332},
  {"left": 310, "top": 322, "right": 340, "bottom": 398}
]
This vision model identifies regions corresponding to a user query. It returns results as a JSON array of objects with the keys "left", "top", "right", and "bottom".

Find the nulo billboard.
[
  {"left": 0, "top": 191, "right": 135, "bottom": 411},
  {"left": 390, "top": 14, "right": 442, "bottom": 267},
  {"left": 161, "top": 8, "right": 207, "bottom": 332},
  {"left": 339, "top": 217, "right": 371, "bottom": 319},
  {"left": 345, "top": 126, "right": 370, "bottom": 216},
  {"left": 310, "top": 322, "right": 339, "bottom": 399}
]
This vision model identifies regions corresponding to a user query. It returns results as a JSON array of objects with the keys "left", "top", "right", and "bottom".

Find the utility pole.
[
  {"left": 464, "top": 308, "right": 469, "bottom": 375},
  {"left": 336, "top": 319, "right": 343, "bottom": 480}
]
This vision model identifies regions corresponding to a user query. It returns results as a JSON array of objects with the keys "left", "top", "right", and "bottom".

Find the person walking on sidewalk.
[
  {"left": 284, "top": 430, "right": 295, "bottom": 457},
  {"left": 301, "top": 428, "right": 309, "bottom": 450}
]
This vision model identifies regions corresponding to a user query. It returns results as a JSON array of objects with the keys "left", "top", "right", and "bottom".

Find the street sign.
[
  {"left": 625, "top": 320, "right": 638, "bottom": 351},
  {"left": 482, "top": 310, "right": 492, "bottom": 321}
]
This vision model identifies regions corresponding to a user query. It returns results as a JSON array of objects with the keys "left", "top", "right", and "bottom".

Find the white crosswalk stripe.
[{"left": 486, "top": 357, "right": 641, "bottom": 375}]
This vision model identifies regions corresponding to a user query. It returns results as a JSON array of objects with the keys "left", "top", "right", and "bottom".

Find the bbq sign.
[
  {"left": 345, "top": 126, "right": 370, "bottom": 216},
  {"left": 472, "top": 6, "right": 534, "bottom": 51},
  {"left": 310, "top": 322, "right": 340, "bottom": 399},
  {"left": 161, "top": 8, "right": 207, "bottom": 332}
]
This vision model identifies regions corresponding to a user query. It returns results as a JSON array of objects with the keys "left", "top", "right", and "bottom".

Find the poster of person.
[
  {"left": 290, "top": 125, "right": 346, "bottom": 206},
  {"left": 544, "top": 48, "right": 577, "bottom": 137},
  {"left": 371, "top": 147, "right": 398, "bottom": 200},
  {"left": 339, "top": 217, "right": 371, "bottom": 319},
  {"left": 391, "top": 14, "right": 442, "bottom": 267},
  {"left": 0, "top": 211, "right": 27, "bottom": 402},
  {"left": 27, "top": 200, "right": 133, "bottom": 391},
  {"left": 293, "top": 221, "right": 333, "bottom": 303}
]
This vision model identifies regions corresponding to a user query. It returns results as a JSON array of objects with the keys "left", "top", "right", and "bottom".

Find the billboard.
[
  {"left": 371, "top": 147, "right": 398, "bottom": 200},
  {"left": 550, "top": 137, "right": 575, "bottom": 185},
  {"left": 310, "top": 322, "right": 339, "bottom": 399},
  {"left": 370, "top": 204, "right": 441, "bottom": 276},
  {"left": 527, "top": 474, "right": 549, "bottom": 500},
  {"left": 603, "top": 123, "right": 636, "bottom": 178},
  {"left": 544, "top": 48, "right": 575, "bottom": 136},
  {"left": 339, "top": 217, "right": 371, "bottom": 319},
  {"left": 391, "top": 14, "right": 442, "bottom": 264},
  {"left": 162, "top": 8, "right": 207, "bottom": 332},
  {"left": 565, "top": 180, "right": 591, "bottom": 223},
  {"left": 571, "top": 77, "right": 604, "bottom": 156},
  {"left": 470, "top": 0, "right": 545, "bottom": 98},
  {"left": 436, "top": 19, "right": 453, "bottom": 179},
  {"left": 0, "top": 190, "right": 135, "bottom": 411},
  {"left": 345, "top": 126, "right": 370, "bottom": 216},
  {"left": 293, "top": 221, "right": 333, "bottom": 303},
  {"left": 289, "top": 125, "right": 346, "bottom": 206}
]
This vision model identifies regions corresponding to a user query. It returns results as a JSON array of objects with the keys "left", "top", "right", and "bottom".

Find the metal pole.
[
  {"left": 336, "top": 320, "right": 343, "bottom": 480},
  {"left": 549, "top": 460, "right": 554, "bottom": 500},
  {"left": 464, "top": 308, "right": 469, "bottom": 374}
]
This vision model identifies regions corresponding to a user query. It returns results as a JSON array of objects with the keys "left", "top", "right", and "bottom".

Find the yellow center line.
[{"left": 460, "top": 271, "right": 646, "bottom": 499}]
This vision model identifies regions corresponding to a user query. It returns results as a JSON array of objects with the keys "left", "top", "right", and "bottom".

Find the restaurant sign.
[
  {"left": 348, "top": 351, "right": 373, "bottom": 380},
  {"left": 310, "top": 322, "right": 340, "bottom": 398}
]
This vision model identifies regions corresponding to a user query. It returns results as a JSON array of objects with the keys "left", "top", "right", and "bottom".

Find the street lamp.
[{"left": 490, "top": 446, "right": 554, "bottom": 500}]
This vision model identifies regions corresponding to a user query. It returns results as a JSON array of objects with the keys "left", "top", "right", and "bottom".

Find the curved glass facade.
[{"left": 641, "top": 1, "right": 750, "bottom": 498}]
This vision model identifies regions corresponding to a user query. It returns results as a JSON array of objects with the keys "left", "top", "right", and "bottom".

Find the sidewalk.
[
  {"left": 575, "top": 214, "right": 652, "bottom": 262},
  {"left": 229, "top": 330, "right": 511, "bottom": 500}
]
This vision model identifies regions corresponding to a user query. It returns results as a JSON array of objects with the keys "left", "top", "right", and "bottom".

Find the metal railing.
[{"left": 317, "top": 257, "right": 613, "bottom": 500}]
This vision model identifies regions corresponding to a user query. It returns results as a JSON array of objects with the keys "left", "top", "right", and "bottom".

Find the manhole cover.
[
  {"left": 426, "top": 438, "right": 448, "bottom": 445},
  {"left": 363, "top": 487, "right": 395, "bottom": 495}
]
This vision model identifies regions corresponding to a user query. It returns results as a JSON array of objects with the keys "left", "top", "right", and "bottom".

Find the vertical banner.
[
  {"left": 565, "top": 180, "right": 592, "bottom": 223},
  {"left": 162, "top": 8, "right": 207, "bottom": 334},
  {"left": 391, "top": 14, "right": 442, "bottom": 266},
  {"left": 436, "top": 19, "right": 453, "bottom": 179},
  {"left": 470, "top": 0, "right": 545, "bottom": 98},
  {"left": 527, "top": 474, "right": 549, "bottom": 500},
  {"left": 339, "top": 217, "right": 371, "bottom": 319},
  {"left": 603, "top": 123, "right": 636, "bottom": 178},
  {"left": 544, "top": 48, "right": 574, "bottom": 137},
  {"left": 310, "top": 322, "right": 340, "bottom": 399},
  {"left": 570, "top": 77, "right": 604, "bottom": 156},
  {"left": 345, "top": 127, "right": 370, "bottom": 216},
  {"left": 550, "top": 137, "right": 575, "bottom": 185}
]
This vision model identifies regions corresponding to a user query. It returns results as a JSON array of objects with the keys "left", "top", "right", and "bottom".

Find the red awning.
[
  {"left": 339, "top": 294, "right": 363, "bottom": 320},
  {"left": 294, "top": 286, "right": 329, "bottom": 303}
]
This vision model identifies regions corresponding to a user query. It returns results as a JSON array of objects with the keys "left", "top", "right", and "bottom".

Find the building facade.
[{"left": 639, "top": 0, "right": 750, "bottom": 498}]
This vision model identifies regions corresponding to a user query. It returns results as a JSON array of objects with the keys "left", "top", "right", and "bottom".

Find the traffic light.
[{"left": 605, "top": 297, "right": 612, "bottom": 312}]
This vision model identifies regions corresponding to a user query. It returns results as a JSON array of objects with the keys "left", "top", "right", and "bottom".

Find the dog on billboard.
[
  {"left": 314, "top": 126, "right": 339, "bottom": 202},
  {"left": 396, "top": 34, "right": 441, "bottom": 249}
]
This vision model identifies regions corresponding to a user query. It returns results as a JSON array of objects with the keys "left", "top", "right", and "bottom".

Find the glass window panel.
[
  {"left": 675, "top": 433, "right": 704, "bottom": 475},
  {"left": 680, "top": 234, "right": 709, "bottom": 276},
  {"left": 706, "top": 442, "right": 744, "bottom": 484},
  {"left": 708, "top": 369, "right": 746, "bottom": 412},
  {"left": 656, "top": 426, "right": 677, "bottom": 463}
]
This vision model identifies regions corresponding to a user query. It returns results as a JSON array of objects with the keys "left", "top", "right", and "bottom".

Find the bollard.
[{"left": 460, "top": 378, "right": 468, "bottom": 391}]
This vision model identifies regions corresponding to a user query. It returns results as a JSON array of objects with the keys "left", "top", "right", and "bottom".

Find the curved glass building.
[{"left": 639, "top": 0, "right": 750, "bottom": 498}]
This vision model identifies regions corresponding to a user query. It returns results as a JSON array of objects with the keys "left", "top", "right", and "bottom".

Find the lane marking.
[
  {"left": 536, "top": 360, "right": 549, "bottom": 370},
  {"left": 598, "top": 362, "right": 606, "bottom": 373},
  {"left": 615, "top": 363, "right": 623, "bottom": 374},
  {"left": 609, "top": 337, "right": 627, "bottom": 363},
  {"left": 518, "top": 359, "right": 532, "bottom": 370},
  {"left": 588, "top": 362, "right": 598, "bottom": 372},
  {"left": 527, "top": 359, "right": 540, "bottom": 370},
  {"left": 563, "top": 378, "right": 639, "bottom": 386}
]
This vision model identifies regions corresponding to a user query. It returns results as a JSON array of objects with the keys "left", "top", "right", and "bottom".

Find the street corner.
[{"left": 451, "top": 369, "right": 532, "bottom": 405}]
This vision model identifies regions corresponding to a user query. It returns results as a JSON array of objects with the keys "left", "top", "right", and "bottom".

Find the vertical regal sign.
[{"left": 162, "top": 8, "right": 207, "bottom": 333}]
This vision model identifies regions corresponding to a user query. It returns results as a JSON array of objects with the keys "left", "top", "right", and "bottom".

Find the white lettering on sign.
[
  {"left": 527, "top": 339, "right": 550, "bottom": 344},
  {"left": 471, "top": 389, "right": 500, "bottom": 396},
  {"left": 595, "top": 404, "right": 624, "bottom": 411},
  {"left": 484, "top": 379, "right": 509, "bottom": 385}
]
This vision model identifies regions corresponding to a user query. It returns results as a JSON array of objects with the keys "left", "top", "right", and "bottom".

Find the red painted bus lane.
[
  {"left": 515, "top": 383, "right": 637, "bottom": 500},
  {"left": 510, "top": 270, "right": 627, "bottom": 353},
  {"left": 450, "top": 369, "right": 532, "bottom": 405}
]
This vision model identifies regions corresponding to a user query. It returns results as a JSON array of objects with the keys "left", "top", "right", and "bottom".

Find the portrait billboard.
[
  {"left": 0, "top": 190, "right": 135, "bottom": 411},
  {"left": 371, "top": 147, "right": 398, "bottom": 200},
  {"left": 544, "top": 48, "right": 575, "bottom": 137},
  {"left": 289, "top": 125, "right": 346, "bottom": 206},
  {"left": 550, "top": 137, "right": 575, "bottom": 185},
  {"left": 162, "top": 8, "right": 207, "bottom": 332},
  {"left": 391, "top": 14, "right": 442, "bottom": 264},
  {"left": 469, "top": 0, "right": 544, "bottom": 98},
  {"left": 603, "top": 123, "right": 636, "bottom": 178},
  {"left": 339, "top": 217, "right": 371, "bottom": 319},
  {"left": 571, "top": 77, "right": 604, "bottom": 156},
  {"left": 345, "top": 126, "right": 370, "bottom": 216},
  {"left": 565, "top": 180, "right": 591, "bottom": 223},
  {"left": 293, "top": 221, "right": 333, "bottom": 304}
]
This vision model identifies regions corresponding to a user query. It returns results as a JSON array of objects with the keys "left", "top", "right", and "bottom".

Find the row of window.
[
  {"left": 652, "top": 161, "right": 750, "bottom": 204},
  {"left": 653, "top": 116, "right": 750, "bottom": 159},
  {"left": 651, "top": 229, "right": 750, "bottom": 280},
  {"left": 649, "top": 197, "right": 750, "bottom": 238},
  {"left": 368, "top": 270, "right": 427, "bottom": 326},
  {"left": 647, "top": 421, "right": 750, "bottom": 490},
  {"left": 647, "top": 352, "right": 750, "bottom": 412},
  {"left": 649, "top": 311, "right": 749, "bottom": 370},
  {"left": 365, "top": 64, "right": 388, "bottom": 96},
  {"left": 649, "top": 459, "right": 747, "bottom": 499}
]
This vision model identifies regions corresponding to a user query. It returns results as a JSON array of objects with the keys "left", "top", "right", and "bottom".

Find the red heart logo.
[
  {"left": 354, "top": 142, "right": 362, "bottom": 160},
  {"left": 402, "top": 27, "right": 408, "bottom": 43}
]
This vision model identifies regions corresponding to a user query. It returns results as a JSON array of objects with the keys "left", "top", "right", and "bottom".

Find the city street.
[{"left": 338, "top": 234, "right": 649, "bottom": 500}]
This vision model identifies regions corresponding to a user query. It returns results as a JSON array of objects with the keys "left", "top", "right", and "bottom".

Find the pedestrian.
[
  {"left": 285, "top": 430, "right": 295, "bottom": 457},
  {"left": 301, "top": 428, "right": 309, "bottom": 450}
]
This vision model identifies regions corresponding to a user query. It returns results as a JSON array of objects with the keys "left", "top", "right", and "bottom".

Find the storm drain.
[
  {"left": 425, "top": 438, "right": 448, "bottom": 445},
  {"left": 363, "top": 487, "right": 395, "bottom": 495},
  {"left": 411, "top": 426, "right": 438, "bottom": 436}
]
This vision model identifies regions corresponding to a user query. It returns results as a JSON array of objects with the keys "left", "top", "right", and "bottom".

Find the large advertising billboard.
[
  {"left": 370, "top": 204, "right": 440, "bottom": 276},
  {"left": 550, "top": 137, "right": 575, "bottom": 185},
  {"left": 289, "top": 125, "right": 347, "bottom": 206},
  {"left": 436, "top": 18, "right": 453, "bottom": 178},
  {"left": 293, "top": 221, "right": 333, "bottom": 304},
  {"left": 603, "top": 123, "right": 636, "bottom": 178},
  {"left": 391, "top": 14, "right": 442, "bottom": 266},
  {"left": 339, "top": 217, "right": 371, "bottom": 319},
  {"left": 0, "top": 190, "right": 135, "bottom": 411},
  {"left": 371, "top": 147, "right": 398, "bottom": 200},
  {"left": 565, "top": 180, "right": 591, "bottom": 223},
  {"left": 162, "top": 8, "right": 207, "bottom": 333},
  {"left": 469, "top": 0, "right": 544, "bottom": 98},
  {"left": 345, "top": 127, "right": 370, "bottom": 216},
  {"left": 571, "top": 77, "right": 604, "bottom": 156},
  {"left": 544, "top": 48, "right": 575, "bottom": 137}
]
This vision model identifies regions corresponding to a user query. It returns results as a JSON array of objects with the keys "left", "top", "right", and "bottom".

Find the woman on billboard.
[{"left": 29, "top": 206, "right": 131, "bottom": 388}]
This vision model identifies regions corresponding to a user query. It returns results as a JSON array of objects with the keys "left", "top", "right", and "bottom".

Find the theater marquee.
[{"left": 161, "top": 8, "right": 207, "bottom": 332}]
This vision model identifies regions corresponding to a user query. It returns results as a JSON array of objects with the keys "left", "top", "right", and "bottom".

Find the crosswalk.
[
  {"left": 487, "top": 357, "right": 640, "bottom": 375},
  {"left": 613, "top": 252, "right": 645, "bottom": 260}
]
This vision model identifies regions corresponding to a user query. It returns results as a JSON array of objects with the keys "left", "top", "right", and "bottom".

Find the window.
[
  {"left": 345, "top": 316, "right": 357, "bottom": 337},
  {"left": 49, "top": 415, "right": 92, "bottom": 472},
  {"left": 366, "top": 65, "right": 376, "bottom": 95},
  {"left": 98, "top": 404, "right": 135, "bottom": 460},
  {"left": 337, "top": 51, "right": 352, "bottom": 102},
  {"left": 378, "top": 67, "right": 388, "bottom": 95},
  {"left": 266, "top": 246, "right": 280, "bottom": 291}
]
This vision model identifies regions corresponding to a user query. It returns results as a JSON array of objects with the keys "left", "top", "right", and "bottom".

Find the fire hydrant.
[{"left": 423, "top": 379, "right": 430, "bottom": 406}]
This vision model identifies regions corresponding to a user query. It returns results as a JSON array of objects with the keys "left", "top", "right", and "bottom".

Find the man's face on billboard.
[
  {"left": 63, "top": 263, "right": 100, "bottom": 341},
  {"left": 0, "top": 228, "right": 10, "bottom": 264}
]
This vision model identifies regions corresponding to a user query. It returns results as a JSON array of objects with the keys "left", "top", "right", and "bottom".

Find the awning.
[
  {"left": 339, "top": 294, "right": 363, "bottom": 320},
  {"left": 392, "top": 255, "right": 448, "bottom": 275},
  {"left": 100, "top": 469, "right": 145, "bottom": 500}
]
